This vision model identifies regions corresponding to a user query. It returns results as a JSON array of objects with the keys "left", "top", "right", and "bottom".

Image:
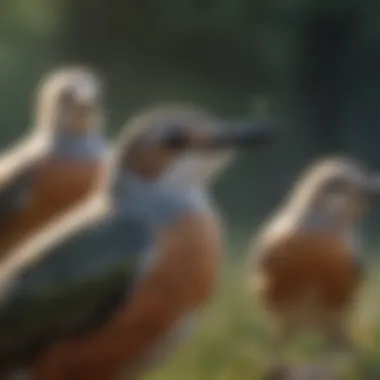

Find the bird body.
[
  {"left": 254, "top": 230, "right": 360, "bottom": 333},
  {"left": 0, "top": 171, "right": 219, "bottom": 380},
  {"left": 0, "top": 135, "right": 107, "bottom": 254}
]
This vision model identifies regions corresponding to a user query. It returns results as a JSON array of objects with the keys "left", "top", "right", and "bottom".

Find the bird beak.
[
  {"left": 200, "top": 119, "right": 274, "bottom": 150},
  {"left": 161, "top": 119, "right": 274, "bottom": 151}
]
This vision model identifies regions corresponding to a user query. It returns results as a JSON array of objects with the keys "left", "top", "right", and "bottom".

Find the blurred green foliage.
[{"left": 0, "top": 0, "right": 379, "bottom": 235}]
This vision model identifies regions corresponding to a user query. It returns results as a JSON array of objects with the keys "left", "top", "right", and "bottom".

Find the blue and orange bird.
[
  {"left": 0, "top": 66, "right": 107, "bottom": 261},
  {"left": 248, "top": 157, "right": 380, "bottom": 372},
  {"left": 0, "top": 104, "right": 274, "bottom": 380}
]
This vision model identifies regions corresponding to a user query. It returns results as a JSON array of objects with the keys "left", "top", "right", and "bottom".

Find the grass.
[{"left": 144, "top": 257, "right": 380, "bottom": 380}]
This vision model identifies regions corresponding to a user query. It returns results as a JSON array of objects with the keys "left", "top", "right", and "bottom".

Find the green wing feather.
[{"left": 0, "top": 210, "right": 151, "bottom": 368}]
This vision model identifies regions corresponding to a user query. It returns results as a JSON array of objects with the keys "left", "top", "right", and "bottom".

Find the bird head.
[
  {"left": 111, "top": 103, "right": 274, "bottom": 188},
  {"left": 34, "top": 66, "right": 103, "bottom": 136},
  {"left": 288, "top": 156, "right": 380, "bottom": 228}
]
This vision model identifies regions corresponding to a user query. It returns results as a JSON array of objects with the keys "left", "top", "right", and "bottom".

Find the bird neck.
[
  {"left": 50, "top": 131, "right": 106, "bottom": 160},
  {"left": 111, "top": 168, "right": 160, "bottom": 203},
  {"left": 111, "top": 168, "right": 209, "bottom": 219}
]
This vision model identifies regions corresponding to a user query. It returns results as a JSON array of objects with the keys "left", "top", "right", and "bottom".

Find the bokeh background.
[{"left": 1, "top": 1, "right": 380, "bottom": 378}]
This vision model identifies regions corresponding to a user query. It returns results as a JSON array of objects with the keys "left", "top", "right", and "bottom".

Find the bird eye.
[{"left": 162, "top": 129, "right": 191, "bottom": 150}]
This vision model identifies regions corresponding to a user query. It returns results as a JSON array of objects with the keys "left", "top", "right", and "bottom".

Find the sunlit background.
[{"left": 1, "top": 1, "right": 380, "bottom": 378}]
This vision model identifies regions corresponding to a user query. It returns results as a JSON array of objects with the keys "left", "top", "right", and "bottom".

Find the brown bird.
[
  {"left": 248, "top": 157, "right": 380, "bottom": 372},
  {"left": 0, "top": 66, "right": 108, "bottom": 261},
  {"left": 0, "top": 104, "right": 274, "bottom": 380}
]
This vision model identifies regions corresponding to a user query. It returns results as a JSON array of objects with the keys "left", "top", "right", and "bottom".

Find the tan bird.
[
  {"left": 248, "top": 156, "right": 380, "bottom": 373},
  {"left": 0, "top": 66, "right": 107, "bottom": 262}
]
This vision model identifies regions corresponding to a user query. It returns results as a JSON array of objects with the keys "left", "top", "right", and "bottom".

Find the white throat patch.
[{"left": 159, "top": 151, "right": 233, "bottom": 189}]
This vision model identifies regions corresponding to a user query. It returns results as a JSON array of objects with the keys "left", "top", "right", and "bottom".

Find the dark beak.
[
  {"left": 161, "top": 119, "right": 275, "bottom": 151},
  {"left": 201, "top": 119, "right": 274, "bottom": 149}
]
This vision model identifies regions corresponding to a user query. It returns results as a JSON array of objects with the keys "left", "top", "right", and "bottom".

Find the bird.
[
  {"left": 0, "top": 103, "right": 274, "bottom": 380},
  {"left": 248, "top": 156, "right": 380, "bottom": 374},
  {"left": 0, "top": 66, "right": 108, "bottom": 262}
]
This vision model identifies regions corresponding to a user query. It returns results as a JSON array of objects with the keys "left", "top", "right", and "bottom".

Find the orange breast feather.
[
  {"left": 0, "top": 158, "right": 104, "bottom": 260},
  {"left": 256, "top": 233, "right": 361, "bottom": 313}
]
